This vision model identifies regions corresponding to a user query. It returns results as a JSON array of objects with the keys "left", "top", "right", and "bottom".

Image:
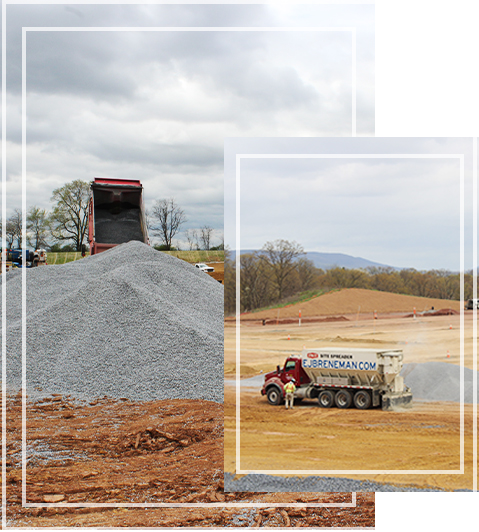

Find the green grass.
[
  {"left": 46, "top": 249, "right": 224, "bottom": 265},
  {"left": 162, "top": 250, "right": 224, "bottom": 264},
  {"left": 248, "top": 289, "right": 327, "bottom": 314},
  {"left": 46, "top": 252, "right": 90, "bottom": 265}
]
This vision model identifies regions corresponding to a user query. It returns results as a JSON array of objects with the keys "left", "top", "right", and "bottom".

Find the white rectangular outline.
[
  {"left": 0, "top": 14, "right": 360, "bottom": 514},
  {"left": 235, "top": 152, "right": 466, "bottom": 477},
  {"left": 473, "top": 137, "right": 477, "bottom": 493}
]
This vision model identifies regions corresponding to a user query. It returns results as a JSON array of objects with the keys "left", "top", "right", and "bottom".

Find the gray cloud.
[
  {"left": 225, "top": 137, "right": 473, "bottom": 271},
  {"left": 5, "top": 3, "right": 374, "bottom": 247}
]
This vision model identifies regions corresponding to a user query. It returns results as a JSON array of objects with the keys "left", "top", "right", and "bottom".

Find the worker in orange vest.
[{"left": 284, "top": 378, "right": 296, "bottom": 410}]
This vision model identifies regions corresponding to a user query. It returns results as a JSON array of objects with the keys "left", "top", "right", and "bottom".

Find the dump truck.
[
  {"left": 261, "top": 347, "right": 413, "bottom": 411},
  {"left": 88, "top": 177, "right": 149, "bottom": 255}
]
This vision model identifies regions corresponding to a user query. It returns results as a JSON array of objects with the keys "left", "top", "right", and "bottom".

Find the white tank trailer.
[{"left": 261, "top": 347, "right": 413, "bottom": 410}]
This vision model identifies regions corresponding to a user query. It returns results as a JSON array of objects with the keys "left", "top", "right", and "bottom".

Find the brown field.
[
  {"left": 227, "top": 288, "right": 462, "bottom": 322},
  {"left": 206, "top": 262, "right": 224, "bottom": 283},
  {"left": 225, "top": 288, "right": 476, "bottom": 491}
]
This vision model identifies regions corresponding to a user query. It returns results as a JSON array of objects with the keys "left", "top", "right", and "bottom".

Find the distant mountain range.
[
  {"left": 229, "top": 250, "right": 395, "bottom": 271},
  {"left": 304, "top": 252, "right": 394, "bottom": 271}
]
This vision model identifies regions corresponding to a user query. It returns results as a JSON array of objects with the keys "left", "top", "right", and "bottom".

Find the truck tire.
[
  {"left": 335, "top": 389, "right": 352, "bottom": 409},
  {"left": 353, "top": 390, "right": 371, "bottom": 410},
  {"left": 266, "top": 387, "right": 282, "bottom": 406},
  {"left": 318, "top": 390, "right": 334, "bottom": 408}
]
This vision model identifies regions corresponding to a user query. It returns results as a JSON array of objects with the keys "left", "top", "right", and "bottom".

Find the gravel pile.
[
  {"left": 94, "top": 205, "right": 144, "bottom": 243},
  {"left": 402, "top": 362, "right": 478, "bottom": 403},
  {"left": 224, "top": 473, "right": 470, "bottom": 492},
  {"left": 4, "top": 241, "right": 223, "bottom": 403}
]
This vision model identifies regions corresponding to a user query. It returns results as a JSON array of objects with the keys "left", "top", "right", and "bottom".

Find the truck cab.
[{"left": 261, "top": 356, "right": 311, "bottom": 405}]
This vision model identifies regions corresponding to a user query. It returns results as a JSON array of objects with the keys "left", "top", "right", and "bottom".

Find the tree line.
[
  {"left": 5, "top": 180, "right": 223, "bottom": 252},
  {"left": 224, "top": 239, "right": 476, "bottom": 315}
]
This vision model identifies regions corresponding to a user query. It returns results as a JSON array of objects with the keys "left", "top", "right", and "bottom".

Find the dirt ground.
[
  {"left": 206, "top": 262, "right": 224, "bottom": 283},
  {"left": 225, "top": 388, "right": 474, "bottom": 491},
  {"left": 224, "top": 289, "right": 476, "bottom": 491},
  {"left": 3, "top": 394, "right": 374, "bottom": 527},
  {"left": 229, "top": 288, "right": 462, "bottom": 321}
]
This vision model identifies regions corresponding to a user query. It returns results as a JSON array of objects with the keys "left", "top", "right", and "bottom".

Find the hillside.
[
  {"left": 229, "top": 250, "right": 394, "bottom": 270},
  {"left": 239, "top": 288, "right": 462, "bottom": 319}
]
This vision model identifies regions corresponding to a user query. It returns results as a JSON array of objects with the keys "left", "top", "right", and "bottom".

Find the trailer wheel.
[
  {"left": 266, "top": 387, "right": 282, "bottom": 406},
  {"left": 353, "top": 390, "right": 371, "bottom": 410},
  {"left": 318, "top": 390, "right": 334, "bottom": 408},
  {"left": 335, "top": 389, "right": 352, "bottom": 409}
]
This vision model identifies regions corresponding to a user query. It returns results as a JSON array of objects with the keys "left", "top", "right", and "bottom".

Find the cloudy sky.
[
  {"left": 225, "top": 137, "right": 474, "bottom": 271},
  {"left": 3, "top": 2, "right": 374, "bottom": 249}
]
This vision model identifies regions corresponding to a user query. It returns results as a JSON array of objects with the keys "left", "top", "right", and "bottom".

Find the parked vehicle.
[
  {"left": 2, "top": 248, "right": 47, "bottom": 268},
  {"left": 195, "top": 263, "right": 214, "bottom": 272},
  {"left": 465, "top": 299, "right": 479, "bottom": 310}
]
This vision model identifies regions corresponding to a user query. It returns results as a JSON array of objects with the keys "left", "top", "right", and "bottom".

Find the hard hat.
[{"left": 291, "top": 378, "right": 296, "bottom": 383}]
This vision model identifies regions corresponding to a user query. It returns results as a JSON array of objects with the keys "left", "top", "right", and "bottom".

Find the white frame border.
[
  {"left": 235, "top": 153, "right": 466, "bottom": 479},
  {"left": 0, "top": 4, "right": 361, "bottom": 515}
]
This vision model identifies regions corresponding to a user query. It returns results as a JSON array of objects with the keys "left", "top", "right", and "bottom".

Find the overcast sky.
[
  {"left": 3, "top": 2, "right": 374, "bottom": 249},
  {"left": 225, "top": 137, "right": 474, "bottom": 271}
]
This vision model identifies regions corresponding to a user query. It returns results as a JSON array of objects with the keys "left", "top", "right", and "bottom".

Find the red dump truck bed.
[{"left": 88, "top": 177, "right": 149, "bottom": 255}]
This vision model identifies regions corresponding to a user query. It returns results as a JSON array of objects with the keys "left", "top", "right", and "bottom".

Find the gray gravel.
[
  {"left": 94, "top": 205, "right": 144, "bottom": 243},
  {"left": 402, "top": 362, "right": 478, "bottom": 403},
  {"left": 3, "top": 241, "right": 223, "bottom": 403},
  {"left": 224, "top": 473, "right": 471, "bottom": 492}
]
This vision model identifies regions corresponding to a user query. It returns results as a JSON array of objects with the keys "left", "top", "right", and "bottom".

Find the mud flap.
[{"left": 382, "top": 391, "right": 413, "bottom": 411}]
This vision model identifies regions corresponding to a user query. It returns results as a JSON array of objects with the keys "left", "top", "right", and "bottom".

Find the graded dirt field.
[
  {"left": 230, "top": 288, "right": 462, "bottom": 322},
  {"left": 224, "top": 288, "right": 476, "bottom": 491},
  {"left": 4, "top": 394, "right": 374, "bottom": 527},
  {"left": 206, "top": 262, "right": 224, "bottom": 283}
]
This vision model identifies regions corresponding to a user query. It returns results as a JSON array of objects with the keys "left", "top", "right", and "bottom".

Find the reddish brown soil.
[
  {"left": 403, "top": 308, "right": 459, "bottom": 317},
  {"left": 231, "top": 316, "right": 350, "bottom": 326},
  {"left": 234, "top": 288, "right": 462, "bottom": 321},
  {"left": 3, "top": 394, "right": 374, "bottom": 527},
  {"left": 207, "top": 262, "right": 224, "bottom": 283}
]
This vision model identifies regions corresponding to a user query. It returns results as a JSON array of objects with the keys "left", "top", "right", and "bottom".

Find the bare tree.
[
  {"left": 259, "top": 239, "right": 305, "bottom": 300},
  {"left": 185, "top": 228, "right": 199, "bottom": 250},
  {"left": 144, "top": 207, "right": 153, "bottom": 234},
  {"left": 49, "top": 180, "right": 90, "bottom": 251},
  {"left": 151, "top": 198, "right": 186, "bottom": 250},
  {"left": 27, "top": 206, "right": 49, "bottom": 249},
  {"left": 215, "top": 231, "right": 225, "bottom": 250},
  {"left": 240, "top": 252, "right": 272, "bottom": 311},
  {"left": 6, "top": 209, "right": 23, "bottom": 248},
  {"left": 295, "top": 257, "right": 318, "bottom": 292},
  {"left": 200, "top": 225, "right": 214, "bottom": 251},
  {"left": 224, "top": 247, "right": 236, "bottom": 315}
]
